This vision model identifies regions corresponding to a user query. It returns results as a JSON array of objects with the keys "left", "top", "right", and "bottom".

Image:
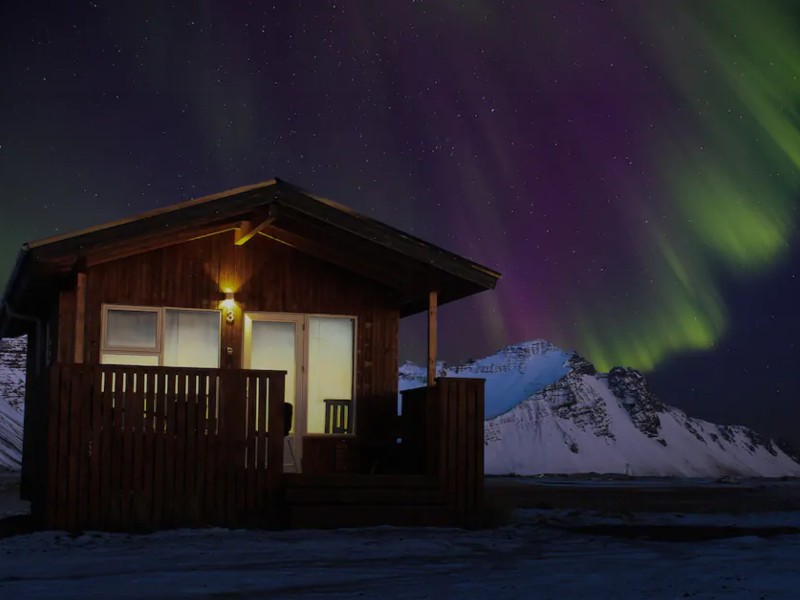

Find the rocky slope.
[
  {"left": 0, "top": 337, "right": 25, "bottom": 470},
  {"left": 401, "top": 340, "right": 800, "bottom": 477}
]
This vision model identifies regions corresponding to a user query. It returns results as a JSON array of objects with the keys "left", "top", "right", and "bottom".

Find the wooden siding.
[
  {"left": 57, "top": 285, "right": 76, "bottom": 364},
  {"left": 435, "top": 378, "right": 485, "bottom": 525},
  {"left": 35, "top": 368, "right": 485, "bottom": 530},
  {"left": 286, "top": 378, "right": 486, "bottom": 528},
  {"left": 302, "top": 436, "right": 362, "bottom": 474},
  {"left": 53, "top": 231, "right": 400, "bottom": 436},
  {"left": 40, "top": 364, "right": 286, "bottom": 531}
]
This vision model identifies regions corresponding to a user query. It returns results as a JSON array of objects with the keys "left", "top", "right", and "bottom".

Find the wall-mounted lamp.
[{"left": 221, "top": 291, "right": 236, "bottom": 324}]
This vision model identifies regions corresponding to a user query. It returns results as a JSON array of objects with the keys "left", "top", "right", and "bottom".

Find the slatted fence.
[
  {"left": 41, "top": 364, "right": 286, "bottom": 531},
  {"left": 433, "top": 378, "right": 484, "bottom": 525},
  {"left": 35, "top": 369, "right": 484, "bottom": 530}
]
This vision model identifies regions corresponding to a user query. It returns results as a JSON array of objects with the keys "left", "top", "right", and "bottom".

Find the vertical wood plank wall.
[
  {"left": 286, "top": 378, "right": 486, "bottom": 528},
  {"left": 55, "top": 231, "right": 400, "bottom": 437},
  {"left": 434, "top": 378, "right": 484, "bottom": 525},
  {"left": 41, "top": 364, "right": 286, "bottom": 531}
]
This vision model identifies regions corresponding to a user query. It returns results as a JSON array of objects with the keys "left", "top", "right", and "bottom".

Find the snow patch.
[{"left": 0, "top": 337, "right": 25, "bottom": 471}]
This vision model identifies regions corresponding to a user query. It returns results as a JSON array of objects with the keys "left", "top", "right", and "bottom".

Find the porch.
[{"left": 25, "top": 364, "right": 484, "bottom": 531}]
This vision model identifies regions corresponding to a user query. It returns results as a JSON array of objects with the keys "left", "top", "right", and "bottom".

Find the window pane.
[
  {"left": 163, "top": 309, "right": 221, "bottom": 368},
  {"left": 307, "top": 317, "right": 354, "bottom": 434},
  {"left": 101, "top": 353, "right": 159, "bottom": 366},
  {"left": 250, "top": 320, "right": 297, "bottom": 434},
  {"left": 105, "top": 309, "right": 158, "bottom": 349}
]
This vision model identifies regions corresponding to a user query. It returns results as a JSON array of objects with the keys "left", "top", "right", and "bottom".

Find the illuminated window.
[
  {"left": 245, "top": 313, "right": 356, "bottom": 436},
  {"left": 306, "top": 317, "right": 354, "bottom": 434},
  {"left": 101, "top": 305, "right": 221, "bottom": 367}
]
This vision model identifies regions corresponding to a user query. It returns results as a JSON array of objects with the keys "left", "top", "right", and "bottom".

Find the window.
[
  {"left": 244, "top": 313, "right": 356, "bottom": 436},
  {"left": 164, "top": 309, "right": 221, "bottom": 368},
  {"left": 105, "top": 308, "right": 159, "bottom": 351},
  {"left": 101, "top": 305, "right": 221, "bottom": 368},
  {"left": 306, "top": 316, "right": 354, "bottom": 434}
]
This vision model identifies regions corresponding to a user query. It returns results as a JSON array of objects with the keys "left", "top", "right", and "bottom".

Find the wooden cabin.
[{"left": 0, "top": 179, "right": 500, "bottom": 531}]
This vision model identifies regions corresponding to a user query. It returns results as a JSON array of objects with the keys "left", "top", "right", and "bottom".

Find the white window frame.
[
  {"left": 243, "top": 311, "right": 357, "bottom": 438},
  {"left": 101, "top": 305, "right": 162, "bottom": 361},
  {"left": 101, "top": 304, "right": 222, "bottom": 367},
  {"left": 305, "top": 313, "right": 357, "bottom": 437}
]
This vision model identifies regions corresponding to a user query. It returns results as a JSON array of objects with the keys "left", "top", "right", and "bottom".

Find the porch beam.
[
  {"left": 235, "top": 209, "right": 277, "bottom": 246},
  {"left": 77, "top": 224, "right": 238, "bottom": 268},
  {"left": 73, "top": 272, "right": 87, "bottom": 364},
  {"left": 427, "top": 290, "right": 437, "bottom": 386}
]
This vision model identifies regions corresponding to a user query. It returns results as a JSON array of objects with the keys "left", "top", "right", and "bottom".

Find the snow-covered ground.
[
  {"left": 1, "top": 471, "right": 799, "bottom": 597},
  {"left": 0, "top": 517, "right": 799, "bottom": 598},
  {"left": 519, "top": 507, "right": 800, "bottom": 530},
  {"left": 0, "top": 471, "right": 28, "bottom": 518}
]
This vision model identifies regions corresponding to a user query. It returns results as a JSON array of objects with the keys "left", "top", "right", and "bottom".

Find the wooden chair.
[
  {"left": 283, "top": 402, "right": 293, "bottom": 437},
  {"left": 324, "top": 399, "right": 353, "bottom": 434},
  {"left": 284, "top": 402, "right": 298, "bottom": 469}
]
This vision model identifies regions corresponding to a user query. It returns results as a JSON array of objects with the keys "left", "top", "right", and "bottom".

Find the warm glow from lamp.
[
  {"left": 220, "top": 291, "right": 235, "bottom": 310},
  {"left": 220, "top": 291, "right": 236, "bottom": 323}
]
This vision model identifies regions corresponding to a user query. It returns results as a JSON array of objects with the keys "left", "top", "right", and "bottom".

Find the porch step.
[
  {"left": 285, "top": 473, "right": 437, "bottom": 489},
  {"left": 286, "top": 484, "right": 445, "bottom": 506},
  {"left": 286, "top": 504, "right": 456, "bottom": 529}
]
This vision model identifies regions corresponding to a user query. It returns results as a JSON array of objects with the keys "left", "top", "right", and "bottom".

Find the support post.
[
  {"left": 73, "top": 272, "right": 87, "bottom": 364},
  {"left": 427, "top": 290, "right": 437, "bottom": 387}
]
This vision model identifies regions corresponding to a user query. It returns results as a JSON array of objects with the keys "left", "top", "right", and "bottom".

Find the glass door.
[
  {"left": 306, "top": 316, "right": 355, "bottom": 434},
  {"left": 243, "top": 314, "right": 304, "bottom": 472}
]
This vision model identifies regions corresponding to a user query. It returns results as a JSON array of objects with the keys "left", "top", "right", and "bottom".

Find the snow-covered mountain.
[
  {"left": 400, "top": 340, "right": 800, "bottom": 478},
  {"left": 0, "top": 337, "right": 25, "bottom": 470}
]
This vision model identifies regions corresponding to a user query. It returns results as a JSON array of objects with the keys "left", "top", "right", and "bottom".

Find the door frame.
[
  {"left": 303, "top": 313, "right": 358, "bottom": 437},
  {"left": 242, "top": 311, "right": 359, "bottom": 470},
  {"left": 242, "top": 312, "right": 306, "bottom": 471}
]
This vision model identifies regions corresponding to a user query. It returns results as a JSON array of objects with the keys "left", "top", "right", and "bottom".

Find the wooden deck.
[{"left": 24, "top": 365, "right": 485, "bottom": 531}]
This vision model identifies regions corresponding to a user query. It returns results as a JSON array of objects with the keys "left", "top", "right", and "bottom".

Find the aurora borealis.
[{"left": 1, "top": 2, "right": 798, "bottom": 445}]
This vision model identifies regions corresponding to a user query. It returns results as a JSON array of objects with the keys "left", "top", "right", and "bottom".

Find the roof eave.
[
  {"left": 0, "top": 247, "right": 33, "bottom": 338},
  {"left": 1, "top": 179, "right": 502, "bottom": 332},
  {"left": 26, "top": 179, "right": 279, "bottom": 251}
]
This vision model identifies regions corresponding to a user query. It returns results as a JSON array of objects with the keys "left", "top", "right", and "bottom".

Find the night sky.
[{"left": 1, "top": 2, "right": 798, "bottom": 447}]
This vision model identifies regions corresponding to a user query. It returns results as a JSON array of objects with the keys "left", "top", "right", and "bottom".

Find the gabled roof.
[{"left": 0, "top": 179, "right": 500, "bottom": 336}]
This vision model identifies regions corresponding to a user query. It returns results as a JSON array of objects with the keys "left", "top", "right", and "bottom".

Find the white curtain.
[
  {"left": 306, "top": 317, "right": 354, "bottom": 434},
  {"left": 163, "top": 309, "right": 221, "bottom": 368}
]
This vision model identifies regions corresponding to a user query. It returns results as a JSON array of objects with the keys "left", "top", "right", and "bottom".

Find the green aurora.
[{"left": 576, "top": 1, "right": 800, "bottom": 371}]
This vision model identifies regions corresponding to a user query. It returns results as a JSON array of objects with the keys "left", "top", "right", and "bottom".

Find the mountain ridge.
[{"left": 400, "top": 340, "right": 800, "bottom": 477}]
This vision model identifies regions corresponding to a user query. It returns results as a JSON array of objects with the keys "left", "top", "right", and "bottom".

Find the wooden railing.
[
  {"left": 433, "top": 378, "right": 484, "bottom": 525},
  {"left": 399, "top": 378, "right": 485, "bottom": 525},
  {"left": 40, "top": 364, "right": 286, "bottom": 531},
  {"left": 35, "top": 368, "right": 484, "bottom": 530}
]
